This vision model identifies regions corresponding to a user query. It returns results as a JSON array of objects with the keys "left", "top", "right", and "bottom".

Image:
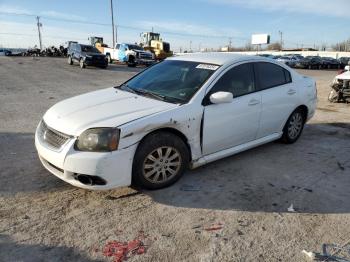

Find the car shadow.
[
  {"left": 0, "top": 234, "right": 103, "bottom": 262},
  {"left": 1, "top": 122, "right": 349, "bottom": 213},
  {"left": 145, "top": 123, "right": 350, "bottom": 213}
]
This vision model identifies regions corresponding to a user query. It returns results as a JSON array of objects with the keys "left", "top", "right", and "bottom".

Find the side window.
[
  {"left": 116, "top": 44, "right": 120, "bottom": 50},
  {"left": 210, "top": 63, "right": 255, "bottom": 98},
  {"left": 256, "top": 62, "right": 291, "bottom": 90}
]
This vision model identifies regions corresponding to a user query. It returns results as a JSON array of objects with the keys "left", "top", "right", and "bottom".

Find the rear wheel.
[
  {"left": 132, "top": 132, "right": 189, "bottom": 190},
  {"left": 281, "top": 108, "right": 305, "bottom": 144},
  {"left": 107, "top": 54, "right": 112, "bottom": 64}
]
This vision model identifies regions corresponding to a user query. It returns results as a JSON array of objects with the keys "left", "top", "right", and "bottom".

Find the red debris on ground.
[
  {"left": 204, "top": 223, "right": 224, "bottom": 231},
  {"left": 102, "top": 236, "right": 147, "bottom": 262}
]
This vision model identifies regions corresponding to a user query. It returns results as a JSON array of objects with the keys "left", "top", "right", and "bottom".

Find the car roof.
[{"left": 168, "top": 52, "right": 267, "bottom": 66}]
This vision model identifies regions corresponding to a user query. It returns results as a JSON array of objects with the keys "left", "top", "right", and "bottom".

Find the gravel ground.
[{"left": 0, "top": 57, "right": 349, "bottom": 262}]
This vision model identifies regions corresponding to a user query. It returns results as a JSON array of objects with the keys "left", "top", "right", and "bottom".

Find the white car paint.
[{"left": 35, "top": 53, "right": 317, "bottom": 190}]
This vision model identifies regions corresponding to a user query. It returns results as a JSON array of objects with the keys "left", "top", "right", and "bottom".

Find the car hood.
[
  {"left": 43, "top": 87, "right": 177, "bottom": 136},
  {"left": 83, "top": 52, "right": 105, "bottom": 56},
  {"left": 132, "top": 49, "right": 152, "bottom": 55}
]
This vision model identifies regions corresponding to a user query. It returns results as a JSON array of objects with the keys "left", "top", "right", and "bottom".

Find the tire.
[
  {"left": 328, "top": 90, "right": 339, "bottom": 103},
  {"left": 132, "top": 132, "right": 190, "bottom": 190},
  {"left": 127, "top": 56, "right": 136, "bottom": 67},
  {"left": 281, "top": 108, "right": 306, "bottom": 144},
  {"left": 68, "top": 56, "right": 73, "bottom": 65},
  {"left": 107, "top": 54, "right": 112, "bottom": 64},
  {"left": 79, "top": 58, "right": 85, "bottom": 69}
]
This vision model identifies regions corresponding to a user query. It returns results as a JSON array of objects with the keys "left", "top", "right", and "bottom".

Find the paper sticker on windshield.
[{"left": 196, "top": 64, "right": 219, "bottom": 70}]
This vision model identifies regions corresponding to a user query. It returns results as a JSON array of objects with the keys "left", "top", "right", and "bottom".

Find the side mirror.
[
  {"left": 209, "top": 91, "right": 233, "bottom": 104},
  {"left": 345, "top": 65, "right": 350, "bottom": 71}
]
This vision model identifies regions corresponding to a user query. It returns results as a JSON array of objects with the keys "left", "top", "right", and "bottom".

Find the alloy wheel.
[
  {"left": 142, "top": 146, "right": 182, "bottom": 184},
  {"left": 288, "top": 112, "right": 303, "bottom": 139}
]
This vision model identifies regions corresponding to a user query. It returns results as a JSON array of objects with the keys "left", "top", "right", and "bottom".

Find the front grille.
[
  {"left": 38, "top": 121, "right": 71, "bottom": 150},
  {"left": 139, "top": 52, "right": 152, "bottom": 60}
]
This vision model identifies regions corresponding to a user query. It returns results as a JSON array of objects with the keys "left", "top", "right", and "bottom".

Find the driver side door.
[{"left": 202, "top": 63, "right": 262, "bottom": 155}]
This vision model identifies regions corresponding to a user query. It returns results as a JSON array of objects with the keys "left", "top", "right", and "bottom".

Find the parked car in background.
[
  {"left": 0, "top": 49, "right": 12, "bottom": 56},
  {"left": 35, "top": 53, "right": 317, "bottom": 190},
  {"left": 276, "top": 56, "right": 298, "bottom": 67},
  {"left": 321, "top": 57, "right": 341, "bottom": 69},
  {"left": 67, "top": 43, "right": 108, "bottom": 69},
  {"left": 295, "top": 56, "right": 323, "bottom": 69},
  {"left": 329, "top": 65, "right": 350, "bottom": 103},
  {"left": 272, "top": 55, "right": 282, "bottom": 60},
  {"left": 258, "top": 54, "right": 274, "bottom": 59},
  {"left": 103, "top": 43, "right": 155, "bottom": 67},
  {"left": 338, "top": 57, "right": 350, "bottom": 69}
]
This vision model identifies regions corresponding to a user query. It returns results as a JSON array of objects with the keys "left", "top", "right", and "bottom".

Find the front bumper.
[
  {"left": 84, "top": 57, "right": 108, "bottom": 67},
  {"left": 135, "top": 58, "right": 155, "bottom": 65},
  {"left": 35, "top": 125, "right": 137, "bottom": 190}
]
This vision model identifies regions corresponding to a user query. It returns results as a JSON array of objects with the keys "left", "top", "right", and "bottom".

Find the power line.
[{"left": 0, "top": 11, "right": 249, "bottom": 41}]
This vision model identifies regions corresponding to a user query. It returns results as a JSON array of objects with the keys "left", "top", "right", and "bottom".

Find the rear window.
[{"left": 256, "top": 62, "right": 292, "bottom": 90}]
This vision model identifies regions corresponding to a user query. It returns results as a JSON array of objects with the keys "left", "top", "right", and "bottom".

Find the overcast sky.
[{"left": 0, "top": 0, "right": 349, "bottom": 51}]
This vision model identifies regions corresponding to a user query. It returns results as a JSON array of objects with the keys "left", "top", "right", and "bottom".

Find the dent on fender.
[{"left": 120, "top": 115, "right": 202, "bottom": 162}]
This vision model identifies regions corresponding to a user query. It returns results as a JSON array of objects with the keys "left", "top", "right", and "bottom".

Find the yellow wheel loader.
[
  {"left": 140, "top": 32, "right": 173, "bottom": 60},
  {"left": 89, "top": 36, "right": 108, "bottom": 54}
]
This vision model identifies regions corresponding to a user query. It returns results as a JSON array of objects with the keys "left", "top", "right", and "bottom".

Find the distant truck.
[{"left": 103, "top": 43, "right": 155, "bottom": 67}]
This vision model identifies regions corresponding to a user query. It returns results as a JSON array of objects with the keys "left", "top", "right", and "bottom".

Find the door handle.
[
  {"left": 248, "top": 99, "right": 260, "bottom": 106},
  {"left": 287, "top": 89, "right": 296, "bottom": 95}
]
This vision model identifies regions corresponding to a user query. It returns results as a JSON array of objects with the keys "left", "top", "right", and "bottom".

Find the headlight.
[{"left": 75, "top": 128, "right": 120, "bottom": 152}]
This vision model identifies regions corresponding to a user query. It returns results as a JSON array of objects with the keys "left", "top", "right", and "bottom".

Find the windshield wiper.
[
  {"left": 116, "top": 84, "right": 137, "bottom": 94},
  {"left": 132, "top": 89, "right": 167, "bottom": 102}
]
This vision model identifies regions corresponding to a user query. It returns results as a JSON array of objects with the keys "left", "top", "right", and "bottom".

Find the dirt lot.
[{"left": 0, "top": 57, "right": 349, "bottom": 262}]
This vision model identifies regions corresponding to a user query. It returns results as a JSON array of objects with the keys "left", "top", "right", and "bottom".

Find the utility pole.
[
  {"left": 115, "top": 25, "right": 118, "bottom": 43},
  {"left": 278, "top": 30, "right": 283, "bottom": 50},
  {"left": 110, "top": 0, "right": 115, "bottom": 48},
  {"left": 36, "top": 16, "right": 42, "bottom": 50},
  {"left": 229, "top": 37, "right": 232, "bottom": 51}
]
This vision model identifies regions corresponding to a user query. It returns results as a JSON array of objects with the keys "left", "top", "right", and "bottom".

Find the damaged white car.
[{"left": 35, "top": 53, "right": 317, "bottom": 190}]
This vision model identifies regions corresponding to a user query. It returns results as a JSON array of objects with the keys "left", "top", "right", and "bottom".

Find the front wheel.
[
  {"left": 127, "top": 56, "right": 136, "bottom": 67},
  {"left": 281, "top": 109, "right": 305, "bottom": 144},
  {"left": 79, "top": 58, "right": 86, "bottom": 69},
  {"left": 68, "top": 56, "right": 73, "bottom": 65},
  {"left": 132, "top": 132, "right": 189, "bottom": 190}
]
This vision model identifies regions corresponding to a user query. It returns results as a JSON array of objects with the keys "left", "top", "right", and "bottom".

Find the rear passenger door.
[{"left": 254, "top": 62, "right": 298, "bottom": 138}]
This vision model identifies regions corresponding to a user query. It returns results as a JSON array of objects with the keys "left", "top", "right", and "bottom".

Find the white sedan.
[{"left": 35, "top": 53, "right": 317, "bottom": 190}]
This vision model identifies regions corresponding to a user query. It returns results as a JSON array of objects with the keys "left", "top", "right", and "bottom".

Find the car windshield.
[
  {"left": 121, "top": 60, "right": 219, "bottom": 103},
  {"left": 81, "top": 45, "right": 100, "bottom": 53},
  {"left": 127, "top": 45, "right": 143, "bottom": 51}
]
